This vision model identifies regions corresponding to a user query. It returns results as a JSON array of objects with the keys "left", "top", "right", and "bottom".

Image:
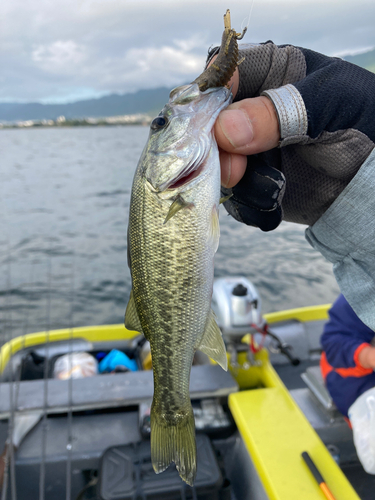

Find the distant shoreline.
[{"left": 0, "top": 114, "right": 153, "bottom": 130}]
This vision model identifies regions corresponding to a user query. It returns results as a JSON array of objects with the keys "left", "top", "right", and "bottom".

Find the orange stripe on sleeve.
[
  {"left": 335, "top": 364, "right": 373, "bottom": 378},
  {"left": 321, "top": 347, "right": 373, "bottom": 380},
  {"left": 320, "top": 352, "right": 333, "bottom": 380}
]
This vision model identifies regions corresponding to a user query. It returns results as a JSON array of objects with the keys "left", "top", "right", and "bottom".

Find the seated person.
[{"left": 321, "top": 294, "right": 375, "bottom": 473}]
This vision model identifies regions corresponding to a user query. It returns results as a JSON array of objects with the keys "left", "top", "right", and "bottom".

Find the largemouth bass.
[{"left": 125, "top": 10, "right": 245, "bottom": 486}]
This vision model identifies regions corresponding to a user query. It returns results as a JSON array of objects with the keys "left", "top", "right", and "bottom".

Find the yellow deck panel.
[{"left": 229, "top": 364, "right": 360, "bottom": 500}]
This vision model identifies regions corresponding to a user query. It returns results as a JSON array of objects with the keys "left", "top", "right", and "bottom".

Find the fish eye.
[{"left": 150, "top": 116, "right": 168, "bottom": 131}]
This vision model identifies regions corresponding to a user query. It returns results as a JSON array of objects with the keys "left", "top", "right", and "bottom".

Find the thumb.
[{"left": 215, "top": 96, "right": 280, "bottom": 188}]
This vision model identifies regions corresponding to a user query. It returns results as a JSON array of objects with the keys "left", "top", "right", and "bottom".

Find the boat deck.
[
  {"left": 1, "top": 310, "right": 375, "bottom": 499},
  {"left": 275, "top": 359, "right": 375, "bottom": 500}
]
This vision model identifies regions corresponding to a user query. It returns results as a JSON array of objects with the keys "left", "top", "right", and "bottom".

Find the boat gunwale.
[{"left": 0, "top": 304, "right": 331, "bottom": 374}]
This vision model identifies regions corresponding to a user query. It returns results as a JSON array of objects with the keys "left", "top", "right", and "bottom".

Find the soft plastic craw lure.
[{"left": 193, "top": 9, "right": 247, "bottom": 92}]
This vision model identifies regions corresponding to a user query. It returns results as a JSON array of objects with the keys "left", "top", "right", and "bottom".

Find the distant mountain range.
[
  {"left": 343, "top": 48, "right": 375, "bottom": 73},
  {"left": 0, "top": 87, "right": 170, "bottom": 123},
  {"left": 0, "top": 48, "right": 374, "bottom": 123}
]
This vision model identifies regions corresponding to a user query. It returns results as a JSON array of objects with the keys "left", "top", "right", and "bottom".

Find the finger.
[
  {"left": 219, "top": 149, "right": 247, "bottom": 188},
  {"left": 226, "top": 66, "right": 239, "bottom": 98},
  {"left": 215, "top": 96, "right": 280, "bottom": 156}
]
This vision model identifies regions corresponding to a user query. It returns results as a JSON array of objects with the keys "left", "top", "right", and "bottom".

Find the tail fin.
[{"left": 151, "top": 402, "right": 197, "bottom": 486}]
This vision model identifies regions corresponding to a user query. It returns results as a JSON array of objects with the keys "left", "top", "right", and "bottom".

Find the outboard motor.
[
  {"left": 211, "top": 277, "right": 265, "bottom": 368},
  {"left": 212, "top": 276, "right": 264, "bottom": 341},
  {"left": 212, "top": 276, "right": 300, "bottom": 367}
]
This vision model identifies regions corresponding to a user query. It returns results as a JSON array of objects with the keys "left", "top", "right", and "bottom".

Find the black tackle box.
[{"left": 99, "top": 434, "right": 225, "bottom": 500}]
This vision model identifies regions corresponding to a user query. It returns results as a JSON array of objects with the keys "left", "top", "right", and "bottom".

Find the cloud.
[
  {"left": 173, "top": 35, "right": 207, "bottom": 53},
  {"left": 1, "top": 0, "right": 374, "bottom": 102},
  {"left": 123, "top": 43, "right": 205, "bottom": 79},
  {"left": 32, "top": 41, "right": 87, "bottom": 74},
  {"left": 23, "top": 37, "right": 206, "bottom": 100}
]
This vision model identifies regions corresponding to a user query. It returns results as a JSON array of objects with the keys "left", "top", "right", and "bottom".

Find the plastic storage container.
[{"left": 99, "top": 434, "right": 223, "bottom": 500}]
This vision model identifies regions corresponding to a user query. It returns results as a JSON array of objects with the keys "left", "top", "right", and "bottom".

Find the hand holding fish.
[
  {"left": 215, "top": 95, "right": 280, "bottom": 188},
  {"left": 213, "top": 42, "right": 375, "bottom": 228},
  {"left": 205, "top": 56, "right": 280, "bottom": 188},
  {"left": 215, "top": 41, "right": 375, "bottom": 333}
]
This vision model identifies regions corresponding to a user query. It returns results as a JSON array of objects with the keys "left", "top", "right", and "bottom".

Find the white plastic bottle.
[{"left": 348, "top": 386, "right": 375, "bottom": 474}]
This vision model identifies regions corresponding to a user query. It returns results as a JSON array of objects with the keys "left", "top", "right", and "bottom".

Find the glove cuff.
[{"left": 262, "top": 84, "right": 308, "bottom": 139}]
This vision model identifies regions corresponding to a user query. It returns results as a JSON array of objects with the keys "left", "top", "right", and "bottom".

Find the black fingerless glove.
[
  {"left": 221, "top": 154, "right": 286, "bottom": 232},
  {"left": 207, "top": 42, "right": 375, "bottom": 228}
]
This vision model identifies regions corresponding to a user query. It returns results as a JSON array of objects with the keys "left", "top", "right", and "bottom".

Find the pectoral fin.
[
  {"left": 209, "top": 207, "right": 220, "bottom": 253},
  {"left": 124, "top": 289, "right": 143, "bottom": 333},
  {"left": 220, "top": 193, "right": 232, "bottom": 204},
  {"left": 164, "top": 195, "right": 194, "bottom": 224},
  {"left": 198, "top": 310, "right": 227, "bottom": 371}
]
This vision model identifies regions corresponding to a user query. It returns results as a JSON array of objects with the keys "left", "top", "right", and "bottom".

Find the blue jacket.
[{"left": 320, "top": 294, "right": 375, "bottom": 417}]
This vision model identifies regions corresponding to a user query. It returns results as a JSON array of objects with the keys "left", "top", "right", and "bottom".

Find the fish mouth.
[{"left": 167, "top": 161, "right": 205, "bottom": 190}]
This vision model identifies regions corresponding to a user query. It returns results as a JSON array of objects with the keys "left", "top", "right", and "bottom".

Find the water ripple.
[{"left": 0, "top": 126, "right": 339, "bottom": 340}]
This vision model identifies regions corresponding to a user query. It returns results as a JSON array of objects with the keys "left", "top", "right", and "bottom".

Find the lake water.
[{"left": 0, "top": 126, "right": 339, "bottom": 344}]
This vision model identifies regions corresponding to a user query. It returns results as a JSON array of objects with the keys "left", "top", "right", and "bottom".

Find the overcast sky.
[{"left": 1, "top": 0, "right": 374, "bottom": 103}]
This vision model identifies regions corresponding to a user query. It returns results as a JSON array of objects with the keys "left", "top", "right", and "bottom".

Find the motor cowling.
[{"left": 211, "top": 277, "right": 265, "bottom": 339}]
